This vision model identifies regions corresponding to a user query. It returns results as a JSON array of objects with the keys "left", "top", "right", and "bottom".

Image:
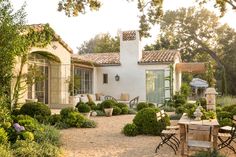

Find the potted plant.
[
  {"left": 102, "top": 100, "right": 114, "bottom": 117},
  {"left": 77, "top": 104, "right": 91, "bottom": 118}
]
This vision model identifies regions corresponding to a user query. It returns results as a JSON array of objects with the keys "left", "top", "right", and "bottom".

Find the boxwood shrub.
[
  {"left": 77, "top": 104, "right": 91, "bottom": 113},
  {"left": 112, "top": 106, "right": 122, "bottom": 115},
  {"left": 75, "top": 101, "right": 85, "bottom": 108},
  {"left": 121, "top": 107, "right": 129, "bottom": 114},
  {"left": 60, "top": 107, "right": 76, "bottom": 119},
  {"left": 137, "top": 102, "right": 149, "bottom": 111},
  {"left": 148, "top": 102, "right": 155, "bottom": 108},
  {"left": 133, "top": 108, "right": 170, "bottom": 135},
  {"left": 116, "top": 103, "right": 127, "bottom": 109},
  {"left": 101, "top": 100, "right": 115, "bottom": 109},
  {"left": 123, "top": 123, "right": 138, "bottom": 136},
  {"left": 64, "top": 112, "right": 85, "bottom": 128},
  {"left": 20, "top": 102, "right": 51, "bottom": 117},
  {"left": 49, "top": 114, "right": 61, "bottom": 125}
]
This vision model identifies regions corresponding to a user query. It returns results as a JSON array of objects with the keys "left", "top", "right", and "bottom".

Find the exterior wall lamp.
[{"left": 115, "top": 74, "right": 120, "bottom": 81}]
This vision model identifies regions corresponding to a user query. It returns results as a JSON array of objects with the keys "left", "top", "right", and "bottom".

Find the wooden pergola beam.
[{"left": 176, "top": 63, "right": 206, "bottom": 73}]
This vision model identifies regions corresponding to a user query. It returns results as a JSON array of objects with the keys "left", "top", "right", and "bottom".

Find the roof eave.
[
  {"left": 137, "top": 61, "right": 173, "bottom": 65},
  {"left": 95, "top": 63, "right": 121, "bottom": 67}
]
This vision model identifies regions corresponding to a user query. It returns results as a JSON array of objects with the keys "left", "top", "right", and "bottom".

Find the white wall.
[
  {"left": 93, "top": 30, "right": 173, "bottom": 102},
  {"left": 94, "top": 64, "right": 170, "bottom": 102},
  {"left": 173, "top": 54, "right": 182, "bottom": 94},
  {"left": 27, "top": 41, "right": 71, "bottom": 105}
]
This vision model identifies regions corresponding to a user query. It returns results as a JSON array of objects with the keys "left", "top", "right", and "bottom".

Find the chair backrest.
[
  {"left": 230, "top": 117, "right": 236, "bottom": 136},
  {"left": 188, "top": 125, "right": 212, "bottom": 141},
  {"left": 104, "top": 95, "right": 117, "bottom": 102},
  {"left": 160, "top": 110, "right": 165, "bottom": 118},
  {"left": 129, "top": 96, "right": 139, "bottom": 108},
  {"left": 156, "top": 112, "right": 162, "bottom": 121}
]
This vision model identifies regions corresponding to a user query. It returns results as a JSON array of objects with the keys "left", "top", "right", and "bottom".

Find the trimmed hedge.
[
  {"left": 100, "top": 100, "right": 115, "bottom": 109},
  {"left": 60, "top": 107, "right": 75, "bottom": 119},
  {"left": 77, "top": 104, "right": 91, "bottom": 113},
  {"left": 112, "top": 106, "right": 122, "bottom": 115},
  {"left": 121, "top": 107, "right": 129, "bottom": 114},
  {"left": 137, "top": 102, "right": 149, "bottom": 111},
  {"left": 123, "top": 123, "right": 138, "bottom": 136},
  {"left": 133, "top": 108, "right": 170, "bottom": 135},
  {"left": 20, "top": 102, "right": 51, "bottom": 117}
]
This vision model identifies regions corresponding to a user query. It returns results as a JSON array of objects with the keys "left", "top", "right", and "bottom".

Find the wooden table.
[{"left": 178, "top": 113, "right": 219, "bottom": 156}]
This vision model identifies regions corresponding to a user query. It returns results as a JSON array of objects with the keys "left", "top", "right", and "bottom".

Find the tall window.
[
  {"left": 28, "top": 54, "right": 49, "bottom": 104},
  {"left": 146, "top": 70, "right": 165, "bottom": 104},
  {"left": 74, "top": 67, "right": 93, "bottom": 94},
  {"left": 103, "top": 74, "right": 108, "bottom": 84}
]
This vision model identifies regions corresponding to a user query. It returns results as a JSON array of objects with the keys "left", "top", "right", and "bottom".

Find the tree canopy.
[
  {"left": 77, "top": 33, "right": 119, "bottom": 54},
  {"left": 57, "top": 0, "right": 236, "bottom": 37},
  {"left": 145, "top": 7, "right": 236, "bottom": 95},
  {"left": 0, "top": 0, "right": 27, "bottom": 100}
]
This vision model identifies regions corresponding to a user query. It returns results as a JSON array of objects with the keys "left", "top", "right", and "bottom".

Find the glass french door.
[
  {"left": 146, "top": 70, "right": 165, "bottom": 104},
  {"left": 35, "top": 66, "right": 49, "bottom": 104},
  {"left": 28, "top": 65, "right": 49, "bottom": 104}
]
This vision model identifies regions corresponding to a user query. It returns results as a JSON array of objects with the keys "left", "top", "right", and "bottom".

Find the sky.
[{"left": 11, "top": 0, "right": 236, "bottom": 53}]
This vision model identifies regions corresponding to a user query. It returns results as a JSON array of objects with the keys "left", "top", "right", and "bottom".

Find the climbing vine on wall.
[
  {"left": 23, "top": 24, "right": 55, "bottom": 48},
  {"left": 12, "top": 24, "right": 56, "bottom": 108}
]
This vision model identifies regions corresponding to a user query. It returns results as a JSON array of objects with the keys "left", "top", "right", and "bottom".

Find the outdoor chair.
[
  {"left": 187, "top": 125, "right": 213, "bottom": 155},
  {"left": 129, "top": 96, "right": 139, "bottom": 108},
  {"left": 155, "top": 111, "right": 180, "bottom": 154},
  {"left": 104, "top": 95, "right": 117, "bottom": 102},
  {"left": 218, "top": 116, "right": 236, "bottom": 153}
]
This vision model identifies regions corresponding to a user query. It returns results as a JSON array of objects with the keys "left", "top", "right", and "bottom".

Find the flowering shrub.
[{"left": 13, "top": 123, "right": 25, "bottom": 133}]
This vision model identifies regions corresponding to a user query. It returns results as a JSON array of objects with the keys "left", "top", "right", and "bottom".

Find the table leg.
[
  {"left": 179, "top": 124, "right": 186, "bottom": 156},
  {"left": 213, "top": 126, "right": 219, "bottom": 150}
]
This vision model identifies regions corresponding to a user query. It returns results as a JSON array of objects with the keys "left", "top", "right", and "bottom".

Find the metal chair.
[
  {"left": 218, "top": 117, "right": 236, "bottom": 153},
  {"left": 187, "top": 125, "right": 213, "bottom": 155},
  {"left": 155, "top": 111, "right": 180, "bottom": 154},
  {"left": 104, "top": 95, "right": 117, "bottom": 102},
  {"left": 129, "top": 96, "right": 139, "bottom": 108}
]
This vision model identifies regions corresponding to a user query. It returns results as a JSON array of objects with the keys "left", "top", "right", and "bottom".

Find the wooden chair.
[
  {"left": 129, "top": 96, "right": 139, "bottom": 108},
  {"left": 187, "top": 125, "right": 213, "bottom": 155},
  {"left": 155, "top": 111, "right": 180, "bottom": 154},
  {"left": 104, "top": 95, "right": 117, "bottom": 102},
  {"left": 218, "top": 116, "right": 236, "bottom": 153}
]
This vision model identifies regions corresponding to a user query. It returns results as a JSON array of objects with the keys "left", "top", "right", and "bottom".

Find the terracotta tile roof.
[
  {"left": 139, "top": 50, "right": 180, "bottom": 63},
  {"left": 27, "top": 24, "right": 73, "bottom": 54},
  {"left": 72, "top": 53, "right": 120, "bottom": 65},
  {"left": 72, "top": 50, "right": 180, "bottom": 66}
]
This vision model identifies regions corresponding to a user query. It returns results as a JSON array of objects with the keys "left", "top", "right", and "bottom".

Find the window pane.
[
  {"left": 74, "top": 67, "right": 93, "bottom": 94},
  {"left": 146, "top": 70, "right": 165, "bottom": 104},
  {"left": 103, "top": 74, "right": 108, "bottom": 84}
]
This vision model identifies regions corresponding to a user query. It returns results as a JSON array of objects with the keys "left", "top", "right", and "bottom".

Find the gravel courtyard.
[{"left": 60, "top": 115, "right": 235, "bottom": 157}]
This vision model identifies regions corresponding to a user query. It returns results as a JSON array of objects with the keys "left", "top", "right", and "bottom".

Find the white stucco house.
[
  {"left": 16, "top": 25, "right": 183, "bottom": 107},
  {"left": 72, "top": 30, "right": 182, "bottom": 104}
]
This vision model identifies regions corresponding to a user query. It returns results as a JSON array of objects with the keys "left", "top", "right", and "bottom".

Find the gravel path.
[{"left": 60, "top": 115, "right": 235, "bottom": 157}]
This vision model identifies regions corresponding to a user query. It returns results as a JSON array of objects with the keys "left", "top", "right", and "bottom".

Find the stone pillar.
[{"left": 205, "top": 88, "right": 218, "bottom": 111}]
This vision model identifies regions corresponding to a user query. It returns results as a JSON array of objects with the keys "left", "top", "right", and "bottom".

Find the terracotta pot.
[{"left": 104, "top": 108, "right": 113, "bottom": 117}]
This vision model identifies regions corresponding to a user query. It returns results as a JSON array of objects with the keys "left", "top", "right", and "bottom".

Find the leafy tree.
[
  {"left": 197, "top": 0, "right": 236, "bottom": 16},
  {"left": 57, "top": 0, "right": 236, "bottom": 37},
  {"left": 145, "top": 7, "right": 236, "bottom": 95},
  {"left": 0, "top": 1, "right": 59, "bottom": 108},
  {"left": 77, "top": 33, "right": 119, "bottom": 54},
  {"left": 0, "top": 0, "right": 27, "bottom": 105}
]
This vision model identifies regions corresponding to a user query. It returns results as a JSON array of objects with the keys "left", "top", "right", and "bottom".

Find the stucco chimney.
[{"left": 119, "top": 30, "right": 142, "bottom": 65}]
